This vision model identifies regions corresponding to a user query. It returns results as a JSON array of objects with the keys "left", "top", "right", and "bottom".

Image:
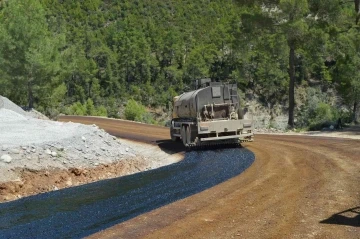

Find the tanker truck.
[{"left": 170, "top": 79, "right": 254, "bottom": 147}]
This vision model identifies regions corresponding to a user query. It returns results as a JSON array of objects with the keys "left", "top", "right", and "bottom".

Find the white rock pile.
[
  {"left": 0, "top": 97, "right": 137, "bottom": 182},
  {"left": 0, "top": 96, "right": 29, "bottom": 117}
]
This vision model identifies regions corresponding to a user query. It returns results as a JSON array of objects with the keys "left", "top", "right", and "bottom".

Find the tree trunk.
[
  {"left": 28, "top": 78, "right": 34, "bottom": 109},
  {"left": 355, "top": 0, "right": 360, "bottom": 24},
  {"left": 353, "top": 101, "right": 359, "bottom": 124},
  {"left": 288, "top": 44, "right": 296, "bottom": 128}
]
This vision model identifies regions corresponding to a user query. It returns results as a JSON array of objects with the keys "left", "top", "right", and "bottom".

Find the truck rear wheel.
[
  {"left": 181, "top": 126, "right": 189, "bottom": 146},
  {"left": 170, "top": 126, "right": 180, "bottom": 142},
  {"left": 186, "top": 126, "right": 192, "bottom": 145}
]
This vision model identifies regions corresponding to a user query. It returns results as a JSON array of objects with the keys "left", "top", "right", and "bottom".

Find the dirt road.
[{"left": 60, "top": 116, "right": 360, "bottom": 239}]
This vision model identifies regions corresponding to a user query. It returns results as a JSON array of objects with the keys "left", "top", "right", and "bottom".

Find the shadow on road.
[
  {"left": 320, "top": 207, "right": 360, "bottom": 227},
  {"left": 155, "top": 139, "right": 185, "bottom": 154},
  {"left": 155, "top": 139, "right": 245, "bottom": 155}
]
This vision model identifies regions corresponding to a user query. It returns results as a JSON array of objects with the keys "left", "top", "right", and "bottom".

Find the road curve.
[
  {"left": 58, "top": 116, "right": 360, "bottom": 238},
  {"left": 60, "top": 116, "right": 170, "bottom": 144},
  {"left": 60, "top": 116, "right": 360, "bottom": 239},
  {"left": 0, "top": 117, "right": 255, "bottom": 238}
]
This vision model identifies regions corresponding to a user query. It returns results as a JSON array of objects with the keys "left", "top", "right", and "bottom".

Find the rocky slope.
[{"left": 0, "top": 96, "right": 181, "bottom": 202}]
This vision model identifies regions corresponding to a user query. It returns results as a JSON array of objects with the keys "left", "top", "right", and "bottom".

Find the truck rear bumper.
[
  {"left": 199, "top": 134, "right": 253, "bottom": 142},
  {"left": 198, "top": 119, "right": 252, "bottom": 133},
  {"left": 197, "top": 119, "right": 253, "bottom": 141}
]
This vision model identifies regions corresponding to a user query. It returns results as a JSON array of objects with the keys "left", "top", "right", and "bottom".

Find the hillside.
[{"left": 0, "top": 0, "right": 359, "bottom": 129}]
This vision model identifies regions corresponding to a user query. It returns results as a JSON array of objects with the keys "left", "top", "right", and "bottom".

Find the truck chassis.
[{"left": 170, "top": 118, "right": 254, "bottom": 148}]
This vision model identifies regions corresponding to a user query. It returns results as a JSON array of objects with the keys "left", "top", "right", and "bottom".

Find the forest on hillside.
[{"left": 0, "top": 0, "right": 359, "bottom": 128}]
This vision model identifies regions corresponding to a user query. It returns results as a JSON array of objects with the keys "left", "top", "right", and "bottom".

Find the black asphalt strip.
[{"left": 0, "top": 147, "right": 254, "bottom": 239}]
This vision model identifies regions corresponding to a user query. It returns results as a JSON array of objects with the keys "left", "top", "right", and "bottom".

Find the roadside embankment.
[{"left": 0, "top": 96, "right": 181, "bottom": 202}]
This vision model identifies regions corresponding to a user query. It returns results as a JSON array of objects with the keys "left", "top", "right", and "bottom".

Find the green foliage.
[
  {"left": 66, "top": 102, "right": 87, "bottom": 116},
  {"left": 124, "top": 99, "right": 146, "bottom": 121},
  {"left": 308, "top": 102, "right": 338, "bottom": 130},
  {"left": 104, "top": 97, "right": 120, "bottom": 118},
  {"left": 330, "top": 28, "right": 360, "bottom": 123},
  {"left": 0, "top": 0, "right": 62, "bottom": 108},
  {"left": 86, "top": 98, "right": 96, "bottom": 115},
  {"left": 0, "top": 0, "right": 359, "bottom": 126},
  {"left": 65, "top": 99, "right": 109, "bottom": 117},
  {"left": 96, "top": 106, "right": 108, "bottom": 117},
  {"left": 123, "top": 99, "right": 156, "bottom": 124},
  {"left": 297, "top": 88, "right": 340, "bottom": 130},
  {"left": 139, "top": 112, "right": 157, "bottom": 125}
]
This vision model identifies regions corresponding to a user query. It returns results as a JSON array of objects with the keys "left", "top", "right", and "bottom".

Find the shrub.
[
  {"left": 96, "top": 105, "right": 108, "bottom": 117},
  {"left": 64, "top": 99, "right": 109, "bottom": 117},
  {"left": 85, "top": 98, "right": 96, "bottom": 115},
  {"left": 47, "top": 108, "right": 60, "bottom": 120},
  {"left": 308, "top": 103, "right": 333, "bottom": 130},
  {"left": 66, "top": 102, "right": 86, "bottom": 116},
  {"left": 140, "top": 112, "right": 156, "bottom": 124},
  {"left": 105, "top": 97, "right": 120, "bottom": 118},
  {"left": 124, "top": 99, "right": 146, "bottom": 121},
  {"left": 297, "top": 88, "right": 341, "bottom": 130}
]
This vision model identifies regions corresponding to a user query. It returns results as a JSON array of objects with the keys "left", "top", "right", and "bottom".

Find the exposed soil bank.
[
  {"left": 0, "top": 140, "right": 182, "bottom": 203},
  {"left": 0, "top": 97, "right": 182, "bottom": 202}
]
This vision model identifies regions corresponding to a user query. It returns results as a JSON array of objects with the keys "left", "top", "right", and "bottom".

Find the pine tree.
[{"left": 0, "top": 0, "right": 61, "bottom": 108}]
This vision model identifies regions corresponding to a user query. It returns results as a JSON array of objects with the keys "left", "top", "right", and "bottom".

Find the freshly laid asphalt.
[
  {"left": 2, "top": 116, "right": 358, "bottom": 239},
  {"left": 0, "top": 117, "right": 254, "bottom": 239}
]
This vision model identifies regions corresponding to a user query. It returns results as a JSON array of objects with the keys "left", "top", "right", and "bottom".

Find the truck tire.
[
  {"left": 170, "top": 126, "right": 180, "bottom": 142},
  {"left": 181, "top": 126, "right": 187, "bottom": 146},
  {"left": 186, "top": 126, "right": 192, "bottom": 145}
]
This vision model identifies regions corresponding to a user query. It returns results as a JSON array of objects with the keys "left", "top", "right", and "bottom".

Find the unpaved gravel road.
[{"left": 60, "top": 116, "right": 360, "bottom": 239}]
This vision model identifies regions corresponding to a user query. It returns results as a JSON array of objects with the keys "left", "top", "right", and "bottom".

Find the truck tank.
[
  {"left": 170, "top": 79, "right": 254, "bottom": 148},
  {"left": 173, "top": 82, "right": 241, "bottom": 120}
]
